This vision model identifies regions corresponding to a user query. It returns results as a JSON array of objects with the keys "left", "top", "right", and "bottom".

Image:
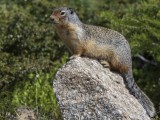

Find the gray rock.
[{"left": 53, "top": 57, "right": 150, "bottom": 120}]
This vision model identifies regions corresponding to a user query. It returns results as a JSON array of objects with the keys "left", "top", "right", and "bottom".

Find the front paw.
[
  {"left": 99, "top": 60, "right": 110, "bottom": 68},
  {"left": 70, "top": 55, "right": 80, "bottom": 60}
]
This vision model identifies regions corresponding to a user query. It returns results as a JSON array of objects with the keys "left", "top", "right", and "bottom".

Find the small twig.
[
  {"left": 135, "top": 54, "right": 157, "bottom": 66},
  {"left": 14, "top": 110, "right": 20, "bottom": 118},
  {"left": 35, "top": 72, "right": 39, "bottom": 119}
]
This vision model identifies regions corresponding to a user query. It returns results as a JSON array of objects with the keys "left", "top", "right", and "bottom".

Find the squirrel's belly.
[{"left": 82, "top": 40, "right": 113, "bottom": 59}]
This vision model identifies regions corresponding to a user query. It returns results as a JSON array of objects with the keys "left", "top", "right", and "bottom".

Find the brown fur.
[
  {"left": 68, "top": 38, "right": 128, "bottom": 73},
  {"left": 56, "top": 23, "right": 129, "bottom": 73}
]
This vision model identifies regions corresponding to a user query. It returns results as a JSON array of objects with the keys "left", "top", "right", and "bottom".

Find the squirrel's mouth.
[
  {"left": 50, "top": 15, "right": 60, "bottom": 24},
  {"left": 51, "top": 20, "right": 59, "bottom": 24}
]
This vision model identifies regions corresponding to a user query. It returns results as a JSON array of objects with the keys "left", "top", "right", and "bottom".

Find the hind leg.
[{"left": 109, "top": 55, "right": 129, "bottom": 74}]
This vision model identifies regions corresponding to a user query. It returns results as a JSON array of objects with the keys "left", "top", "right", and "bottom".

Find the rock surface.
[{"left": 53, "top": 57, "right": 150, "bottom": 120}]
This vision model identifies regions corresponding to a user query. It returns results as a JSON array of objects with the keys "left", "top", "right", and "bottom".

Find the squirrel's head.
[{"left": 50, "top": 7, "right": 81, "bottom": 27}]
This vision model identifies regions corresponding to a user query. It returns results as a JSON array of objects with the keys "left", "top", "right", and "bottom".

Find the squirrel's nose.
[{"left": 50, "top": 14, "right": 59, "bottom": 24}]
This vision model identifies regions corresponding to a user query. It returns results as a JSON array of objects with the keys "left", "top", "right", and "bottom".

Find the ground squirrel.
[{"left": 50, "top": 7, "right": 155, "bottom": 117}]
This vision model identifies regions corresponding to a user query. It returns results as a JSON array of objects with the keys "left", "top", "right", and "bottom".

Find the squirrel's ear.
[{"left": 68, "top": 8, "right": 74, "bottom": 14}]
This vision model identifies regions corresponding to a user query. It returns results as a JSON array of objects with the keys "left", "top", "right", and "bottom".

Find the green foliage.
[
  {"left": 12, "top": 71, "right": 62, "bottom": 119},
  {"left": 0, "top": 0, "right": 67, "bottom": 119},
  {"left": 0, "top": 0, "right": 64, "bottom": 84},
  {"left": 0, "top": 0, "right": 160, "bottom": 119}
]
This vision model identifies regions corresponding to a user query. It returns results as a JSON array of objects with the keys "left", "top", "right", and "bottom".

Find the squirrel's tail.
[{"left": 123, "top": 70, "right": 155, "bottom": 117}]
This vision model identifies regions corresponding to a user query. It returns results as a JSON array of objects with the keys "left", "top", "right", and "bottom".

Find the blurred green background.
[{"left": 0, "top": 0, "right": 160, "bottom": 119}]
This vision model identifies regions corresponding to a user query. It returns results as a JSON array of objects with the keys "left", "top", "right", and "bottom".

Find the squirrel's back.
[{"left": 82, "top": 24, "right": 132, "bottom": 73}]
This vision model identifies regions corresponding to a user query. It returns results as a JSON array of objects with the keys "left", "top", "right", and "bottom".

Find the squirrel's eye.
[{"left": 60, "top": 11, "right": 65, "bottom": 16}]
